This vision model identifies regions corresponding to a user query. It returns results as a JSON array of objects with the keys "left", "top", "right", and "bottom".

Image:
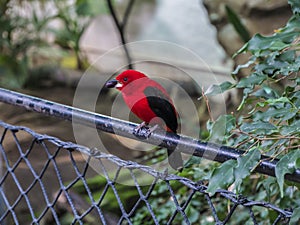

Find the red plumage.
[{"left": 106, "top": 69, "right": 183, "bottom": 171}]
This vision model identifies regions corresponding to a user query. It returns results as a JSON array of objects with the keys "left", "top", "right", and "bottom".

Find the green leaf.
[
  {"left": 186, "top": 205, "right": 200, "bottom": 223},
  {"left": 233, "top": 42, "right": 249, "bottom": 58},
  {"left": 207, "top": 160, "right": 237, "bottom": 195},
  {"left": 184, "top": 156, "right": 201, "bottom": 168},
  {"left": 247, "top": 34, "right": 291, "bottom": 55},
  {"left": 259, "top": 177, "right": 277, "bottom": 199},
  {"left": 236, "top": 73, "right": 267, "bottom": 88},
  {"left": 291, "top": 89, "right": 300, "bottom": 108},
  {"left": 278, "top": 49, "right": 296, "bottom": 63},
  {"left": 225, "top": 5, "right": 251, "bottom": 43},
  {"left": 240, "top": 121, "right": 277, "bottom": 135},
  {"left": 232, "top": 56, "right": 255, "bottom": 73},
  {"left": 0, "top": 54, "right": 28, "bottom": 89},
  {"left": 207, "top": 115, "right": 236, "bottom": 143},
  {"left": 252, "top": 86, "right": 279, "bottom": 99},
  {"left": 296, "top": 158, "right": 300, "bottom": 168},
  {"left": 266, "top": 97, "right": 291, "bottom": 105},
  {"left": 275, "top": 150, "right": 300, "bottom": 197},
  {"left": 76, "top": 0, "right": 108, "bottom": 16},
  {"left": 280, "top": 119, "right": 300, "bottom": 135},
  {"left": 254, "top": 107, "right": 298, "bottom": 122},
  {"left": 290, "top": 207, "right": 300, "bottom": 225},
  {"left": 204, "top": 81, "right": 235, "bottom": 96},
  {"left": 288, "top": 0, "right": 300, "bottom": 15},
  {"left": 237, "top": 87, "right": 252, "bottom": 111},
  {"left": 255, "top": 55, "right": 293, "bottom": 77},
  {"left": 234, "top": 149, "right": 261, "bottom": 193}
]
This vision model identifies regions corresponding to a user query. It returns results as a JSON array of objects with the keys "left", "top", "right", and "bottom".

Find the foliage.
[
  {"left": 225, "top": 5, "right": 250, "bottom": 43},
  {"left": 133, "top": 0, "right": 300, "bottom": 224},
  {"left": 205, "top": 0, "right": 300, "bottom": 223},
  {"left": 132, "top": 164, "right": 213, "bottom": 225},
  {"left": 0, "top": 1, "right": 51, "bottom": 89},
  {"left": 0, "top": 0, "right": 106, "bottom": 89},
  {"left": 51, "top": 0, "right": 105, "bottom": 70}
]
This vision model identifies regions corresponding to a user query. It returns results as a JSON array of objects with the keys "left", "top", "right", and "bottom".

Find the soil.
[
  {"left": 0, "top": 81, "right": 207, "bottom": 224},
  {"left": 0, "top": 86, "right": 137, "bottom": 224}
]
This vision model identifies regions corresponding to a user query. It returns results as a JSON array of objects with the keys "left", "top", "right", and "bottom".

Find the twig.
[
  {"left": 106, "top": 0, "right": 135, "bottom": 69},
  {"left": 201, "top": 86, "right": 213, "bottom": 121}
]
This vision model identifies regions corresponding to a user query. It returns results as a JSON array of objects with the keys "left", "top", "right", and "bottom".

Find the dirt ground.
[
  {"left": 0, "top": 79, "right": 208, "bottom": 224},
  {"left": 0, "top": 86, "right": 140, "bottom": 224}
]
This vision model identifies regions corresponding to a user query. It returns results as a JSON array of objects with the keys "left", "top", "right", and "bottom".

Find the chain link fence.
[
  {"left": 0, "top": 1, "right": 298, "bottom": 224},
  {"left": 0, "top": 119, "right": 294, "bottom": 225}
]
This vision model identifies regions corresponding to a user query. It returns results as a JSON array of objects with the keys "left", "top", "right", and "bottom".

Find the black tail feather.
[{"left": 167, "top": 149, "right": 183, "bottom": 171}]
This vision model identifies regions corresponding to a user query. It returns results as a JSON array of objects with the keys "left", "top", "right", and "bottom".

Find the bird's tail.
[
  {"left": 167, "top": 149, "right": 183, "bottom": 172},
  {"left": 166, "top": 132, "right": 183, "bottom": 171}
]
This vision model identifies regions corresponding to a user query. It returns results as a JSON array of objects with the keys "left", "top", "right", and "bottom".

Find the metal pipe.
[{"left": 0, "top": 88, "right": 299, "bottom": 183}]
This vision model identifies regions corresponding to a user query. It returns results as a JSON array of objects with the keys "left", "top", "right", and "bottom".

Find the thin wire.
[{"left": 0, "top": 120, "right": 293, "bottom": 224}]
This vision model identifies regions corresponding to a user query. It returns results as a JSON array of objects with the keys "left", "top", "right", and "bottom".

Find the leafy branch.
[{"left": 205, "top": 0, "right": 300, "bottom": 221}]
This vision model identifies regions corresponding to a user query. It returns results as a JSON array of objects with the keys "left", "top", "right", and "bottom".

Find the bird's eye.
[{"left": 123, "top": 77, "right": 128, "bottom": 82}]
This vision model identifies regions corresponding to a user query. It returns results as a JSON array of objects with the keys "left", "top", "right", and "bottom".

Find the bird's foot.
[
  {"left": 133, "top": 122, "right": 150, "bottom": 138},
  {"left": 133, "top": 123, "right": 159, "bottom": 139}
]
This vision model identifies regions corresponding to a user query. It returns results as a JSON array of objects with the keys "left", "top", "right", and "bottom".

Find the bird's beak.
[{"left": 105, "top": 79, "right": 123, "bottom": 88}]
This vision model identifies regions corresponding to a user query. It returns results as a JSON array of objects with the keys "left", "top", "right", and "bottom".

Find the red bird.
[{"left": 105, "top": 70, "right": 183, "bottom": 171}]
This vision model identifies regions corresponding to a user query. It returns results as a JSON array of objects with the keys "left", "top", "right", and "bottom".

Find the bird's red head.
[{"left": 105, "top": 70, "right": 147, "bottom": 90}]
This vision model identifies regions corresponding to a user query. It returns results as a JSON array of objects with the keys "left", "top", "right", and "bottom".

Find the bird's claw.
[
  {"left": 133, "top": 123, "right": 159, "bottom": 139},
  {"left": 133, "top": 126, "right": 151, "bottom": 139}
]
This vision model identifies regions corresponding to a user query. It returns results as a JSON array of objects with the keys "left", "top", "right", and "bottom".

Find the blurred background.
[
  {"left": 0, "top": 0, "right": 291, "bottom": 129},
  {"left": 0, "top": 0, "right": 292, "bottom": 223}
]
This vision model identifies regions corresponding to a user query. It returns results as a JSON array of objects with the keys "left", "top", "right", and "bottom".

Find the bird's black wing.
[
  {"left": 144, "top": 86, "right": 183, "bottom": 170},
  {"left": 143, "top": 86, "right": 178, "bottom": 133}
]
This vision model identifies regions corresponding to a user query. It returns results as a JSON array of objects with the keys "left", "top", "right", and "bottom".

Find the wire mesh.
[
  {"left": 0, "top": 1, "right": 297, "bottom": 224},
  {"left": 0, "top": 120, "right": 293, "bottom": 225}
]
